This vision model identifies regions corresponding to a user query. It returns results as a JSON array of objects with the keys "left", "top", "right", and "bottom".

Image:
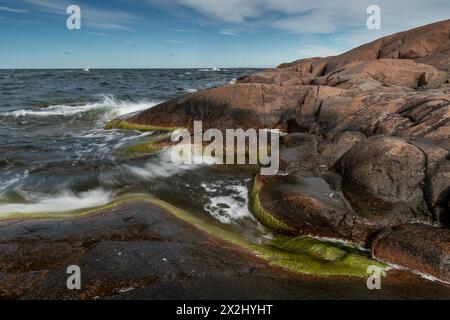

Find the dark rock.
[
  {"left": 2, "top": 201, "right": 448, "bottom": 299},
  {"left": 372, "top": 224, "right": 450, "bottom": 283},
  {"left": 319, "top": 131, "right": 367, "bottom": 167},
  {"left": 337, "top": 136, "right": 431, "bottom": 224},
  {"left": 279, "top": 133, "right": 324, "bottom": 174},
  {"left": 426, "top": 159, "right": 450, "bottom": 224},
  {"left": 281, "top": 133, "right": 319, "bottom": 148}
]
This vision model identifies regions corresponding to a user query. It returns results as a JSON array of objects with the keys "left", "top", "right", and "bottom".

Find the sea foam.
[
  {"left": 0, "top": 188, "right": 114, "bottom": 216},
  {"left": 1, "top": 95, "right": 159, "bottom": 120}
]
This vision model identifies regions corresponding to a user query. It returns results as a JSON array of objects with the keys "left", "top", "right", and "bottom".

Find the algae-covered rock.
[
  {"left": 250, "top": 173, "right": 361, "bottom": 241},
  {"left": 105, "top": 119, "right": 181, "bottom": 132},
  {"left": 115, "top": 133, "right": 173, "bottom": 159}
]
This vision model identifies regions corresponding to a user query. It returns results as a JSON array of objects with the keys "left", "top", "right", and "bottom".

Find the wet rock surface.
[
  {"left": 1, "top": 201, "right": 449, "bottom": 299},
  {"left": 372, "top": 224, "right": 450, "bottom": 283},
  {"left": 254, "top": 173, "right": 355, "bottom": 240}
]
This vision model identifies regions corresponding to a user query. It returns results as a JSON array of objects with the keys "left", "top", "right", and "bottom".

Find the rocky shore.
[
  {"left": 1, "top": 20, "right": 450, "bottom": 299},
  {"left": 111, "top": 20, "right": 450, "bottom": 284}
]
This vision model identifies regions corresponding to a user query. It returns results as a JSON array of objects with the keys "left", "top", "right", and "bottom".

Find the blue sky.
[{"left": 1, "top": 0, "right": 449, "bottom": 68}]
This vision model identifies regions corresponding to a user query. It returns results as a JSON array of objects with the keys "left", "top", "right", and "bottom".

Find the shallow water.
[{"left": 0, "top": 69, "right": 267, "bottom": 231}]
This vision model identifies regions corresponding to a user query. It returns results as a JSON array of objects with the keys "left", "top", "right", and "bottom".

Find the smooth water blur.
[{"left": 0, "top": 68, "right": 269, "bottom": 239}]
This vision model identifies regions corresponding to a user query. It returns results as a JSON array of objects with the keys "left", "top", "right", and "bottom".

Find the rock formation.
[{"left": 115, "top": 20, "right": 450, "bottom": 282}]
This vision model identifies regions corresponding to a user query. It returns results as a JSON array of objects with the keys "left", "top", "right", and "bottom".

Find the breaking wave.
[
  {"left": 120, "top": 148, "right": 216, "bottom": 181},
  {"left": 198, "top": 68, "right": 221, "bottom": 72},
  {"left": 202, "top": 182, "right": 257, "bottom": 224},
  {"left": 0, "top": 189, "right": 114, "bottom": 217},
  {"left": 0, "top": 95, "right": 159, "bottom": 120}
]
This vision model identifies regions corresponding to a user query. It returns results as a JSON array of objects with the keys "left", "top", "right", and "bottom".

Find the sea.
[{"left": 0, "top": 68, "right": 273, "bottom": 236}]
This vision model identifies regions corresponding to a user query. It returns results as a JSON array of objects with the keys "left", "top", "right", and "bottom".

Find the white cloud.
[
  {"left": 163, "top": 39, "right": 185, "bottom": 44},
  {"left": 0, "top": 6, "right": 29, "bottom": 13},
  {"left": 178, "top": 0, "right": 261, "bottom": 23},
  {"left": 83, "top": 31, "right": 116, "bottom": 38},
  {"left": 148, "top": 0, "right": 450, "bottom": 39},
  {"left": 273, "top": 13, "right": 340, "bottom": 34},
  {"left": 17, "top": 0, "right": 137, "bottom": 30},
  {"left": 296, "top": 45, "right": 341, "bottom": 58},
  {"left": 219, "top": 29, "right": 240, "bottom": 36}
]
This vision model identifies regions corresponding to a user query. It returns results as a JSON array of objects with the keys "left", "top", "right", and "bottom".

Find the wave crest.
[
  {"left": 0, "top": 189, "right": 114, "bottom": 216},
  {"left": 0, "top": 95, "right": 159, "bottom": 120}
]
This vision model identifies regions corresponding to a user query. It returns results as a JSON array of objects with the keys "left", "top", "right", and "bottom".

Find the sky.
[{"left": 0, "top": 0, "right": 449, "bottom": 68}]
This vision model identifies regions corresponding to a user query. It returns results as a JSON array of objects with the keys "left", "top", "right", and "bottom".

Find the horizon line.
[{"left": 0, "top": 66, "right": 273, "bottom": 70}]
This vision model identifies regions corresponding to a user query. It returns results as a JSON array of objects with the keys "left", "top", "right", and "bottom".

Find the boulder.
[
  {"left": 123, "top": 84, "right": 311, "bottom": 131},
  {"left": 372, "top": 224, "right": 450, "bottom": 283},
  {"left": 253, "top": 173, "right": 356, "bottom": 241},
  {"left": 318, "top": 131, "right": 367, "bottom": 167},
  {"left": 313, "top": 59, "right": 448, "bottom": 89},
  {"left": 337, "top": 136, "right": 431, "bottom": 225},
  {"left": 238, "top": 68, "right": 313, "bottom": 86},
  {"left": 318, "top": 90, "right": 450, "bottom": 149},
  {"left": 325, "top": 19, "right": 450, "bottom": 73}
]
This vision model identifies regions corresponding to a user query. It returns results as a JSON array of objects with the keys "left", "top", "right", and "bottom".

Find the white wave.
[
  {"left": 0, "top": 170, "right": 29, "bottom": 193},
  {"left": 200, "top": 183, "right": 218, "bottom": 193},
  {"left": 0, "top": 189, "right": 114, "bottom": 216},
  {"left": 203, "top": 183, "right": 255, "bottom": 224},
  {"left": 1, "top": 95, "right": 159, "bottom": 120},
  {"left": 198, "top": 68, "right": 221, "bottom": 72},
  {"left": 123, "top": 152, "right": 202, "bottom": 180},
  {"left": 184, "top": 88, "right": 198, "bottom": 93},
  {"left": 119, "top": 147, "right": 218, "bottom": 182}
]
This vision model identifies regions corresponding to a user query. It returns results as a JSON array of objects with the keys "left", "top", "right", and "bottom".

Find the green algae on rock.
[
  {"left": 0, "top": 193, "right": 388, "bottom": 278},
  {"left": 271, "top": 236, "right": 348, "bottom": 261},
  {"left": 105, "top": 119, "right": 182, "bottom": 132},
  {"left": 250, "top": 177, "right": 294, "bottom": 233},
  {"left": 117, "top": 133, "right": 173, "bottom": 158},
  {"left": 144, "top": 196, "right": 389, "bottom": 278},
  {"left": 267, "top": 236, "right": 386, "bottom": 277}
]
